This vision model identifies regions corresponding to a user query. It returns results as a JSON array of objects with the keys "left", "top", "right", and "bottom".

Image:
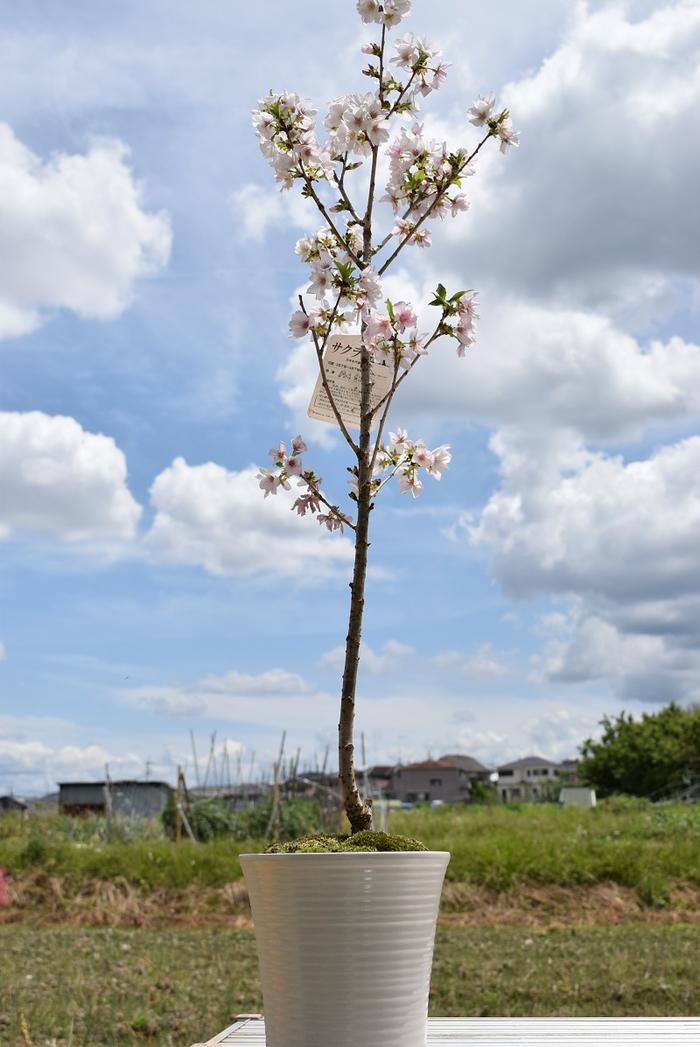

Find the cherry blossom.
[
  {"left": 257, "top": 469, "right": 280, "bottom": 497},
  {"left": 468, "top": 93, "right": 496, "bottom": 127},
  {"left": 497, "top": 118, "right": 520, "bottom": 153},
  {"left": 289, "top": 310, "right": 312, "bottom": 339},
  {"left": 252, "top": 0, "right": 517, "bottom": 835}
]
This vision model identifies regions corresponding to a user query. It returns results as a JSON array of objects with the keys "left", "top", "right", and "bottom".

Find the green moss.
[{"left": 266, "top": 830, "right": 427, "bottom": 854}]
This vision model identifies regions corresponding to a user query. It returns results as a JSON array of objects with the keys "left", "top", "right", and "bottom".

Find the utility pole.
[{"left": 175, "top": 765, "right": 183, "bottom": 844}]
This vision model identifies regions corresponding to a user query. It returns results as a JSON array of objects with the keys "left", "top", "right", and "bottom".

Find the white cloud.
[
  {"left": 0, "top": 411, "right": 142, "bottom": 544},
  {"left": 230, "top": 182, "right": 314, "bottom": 242},
  {"left": 122, "top": 666, "right": 332, "bottom": 724},
  {"left": 146, "top": 458, "right": 353, "bottom": 579},
  {"left": 281, "top": 284, "right": 700, "bottom": 444},
  {"left": 320, "top": 639, "right": 414, "bottom": 675},
  {"left": 0, "top": 124, "right": 171, "bottom": 339},
  {"left": 432, "top": 644, "right": 511, "bottom": 680},
  {"left": 465, "top": 430, "right": 700, "bottom": 703},
  {"left": 434, "top": 0, "right": 700, "bottom": 310},
  {"left": 0, "top": 736, "right": 143, "bottom": 784}
]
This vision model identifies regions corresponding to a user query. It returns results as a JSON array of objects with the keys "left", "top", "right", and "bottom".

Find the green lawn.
[
  {"left": 3, "top": 802, "right": 700, "bottom": 906},
  {"left": 2, "top": 924, "right": 699, "bottom": 1046}
]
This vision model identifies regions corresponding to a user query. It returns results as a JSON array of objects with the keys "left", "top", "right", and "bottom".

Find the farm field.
[{"left": 2, "top": 924, "right": 700, "bottom": 1046}]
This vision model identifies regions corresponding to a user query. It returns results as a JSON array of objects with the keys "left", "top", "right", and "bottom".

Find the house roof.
[
  {"left": 439, "top": 753, "right": 492, "bottom": 773},
  {"left": 400, "top": 759, "right": 462, "bottom": 771},
  {"left": 497, "top": 755, "right": 560, "bottom": 771},
  {"left": 58, "top": 780, "right": 172, "bottom": 790}
]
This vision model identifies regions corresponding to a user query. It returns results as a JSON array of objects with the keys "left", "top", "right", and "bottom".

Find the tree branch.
[
  {"left": 369, "top": 312, "right": 447, "bottom": 420},
  {"left": 303, "top": 475, "right": 356, "bottom": 531},
  {"left": 377, "top": 131, "right": 493, "bottom": 276},
  {"left": 299, "top": 293, "right": 360, "bottom": 456},
  {"left": 332, "top": 153, "right": 362, "bottom": 225}
]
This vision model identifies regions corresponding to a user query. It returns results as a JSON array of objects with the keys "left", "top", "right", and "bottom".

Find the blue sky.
[{"left": 1, "top": 0, "right": 699, "bottom": 795}]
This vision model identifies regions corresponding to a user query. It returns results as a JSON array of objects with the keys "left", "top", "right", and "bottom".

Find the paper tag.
[{"left": 307, "top": 334, "right": 393, "bottom": 432}]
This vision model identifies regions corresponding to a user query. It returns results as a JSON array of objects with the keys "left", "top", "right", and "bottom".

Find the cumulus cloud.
[
  {"left": 435, "top": 0, "right": 700, "bottom": 309},
  {"left": 319, "top": 640, "right": 414, "bottom": 675},
  {"left": 122, "top": 666, "right": 332, "bottom": 724},
  {"left": 0, "top": 736, "right": 144, "bottom": 786},
  {"left": 0, "top": 411, "right": 142, "bottom": 544},
  {"left": 230, "top": 182, "right": 314, "bottom": 242},
  {"left": 432, "top": 644, "right": 511, "bottom": 680},
  {"left": 145, "top": 458, "right": 353, "bottom": 579},
  {"left": 0, "top": 124, "right": 171, "bottom": 339},
  {"left": 282, "top": 289, "right": 700, "bottom": 443},
  {"left": 465, "top": 430, "right": 700, "bottom": 703}
]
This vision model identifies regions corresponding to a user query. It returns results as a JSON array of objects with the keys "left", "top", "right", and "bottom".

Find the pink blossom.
[
  {"left": 356, "top": 0, "right": 382, "bottom": 22},
  {"left": 497, "top": 118, "right": 520, "bottom": 153},
  {"left": 468, "top": 93, "right": 496, "bottom": 127},
  {"left": 257, "top": 469, "right": 279, "bottom": 497},
  {"left": 397, "top": 467, "right": 422, "bottom": 497},
  {"left": 293, "top": 493, "right": 321, "bottom": 516},
  {"left": 286, "top": 456, "right": 303, "bottom": 477},
  {"left": 393, "top": 301, "right": 417, "bottom": 333},
  {"left": 358, "top": 269, "right": 383, "bottom": 309},
  {"left": 291, "top": 435, "right": 308, "bottom": 454},
  {"left": 406, "top": 330, "right": 427, "bottom": 357},
  {"left": 268, "top": 441, "right": 286, "bottom": 464},
  {"left": 289, "top": 310, "right": 311, "bottom": 339},
  {"left": 366, "top": 116, "right": 390, "bottom": 146},
  {"left": 458, "top": 291, "right": 479, "bottom": 322},
  {"left": 307, "top": 268, "right": 331, "bottom": 299},
  {"left": 431, "top": 63, "right": 450, "bottom": 91},
  {"left": 428, "top": 445, "right": 452, "bottom": 478},
  {"left": 392, "top": 32, "right": 416, "bottom": 68},
  {"left": 361, "top": 43, "right": 375, "bottom": 55},
  {"left": 413, "top": 444, "right": 435, "bottom": 470},
  {"left": 389, "top": 427, "right": 408, "bottom": 452},
  {"left": 318, "top": 512, "right": 346, "bottom": 532},
  {"left": 365, "top": 311, "right": 394, "bottom": 344},
  {"left": 450, "top": 194, "right": 469, "bottom": 217},
  {"left": 382, "top": 0, "right": 412, "bottom": 27}
]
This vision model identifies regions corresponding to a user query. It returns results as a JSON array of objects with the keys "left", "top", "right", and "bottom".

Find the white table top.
[{"left": 207, "top": 1015, "right": 700, "bottom": 1045}]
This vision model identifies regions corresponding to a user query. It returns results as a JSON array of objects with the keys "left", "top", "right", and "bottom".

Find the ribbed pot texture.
[{"left": 240, "top": 850, "right": 450, "bottom": 1047}]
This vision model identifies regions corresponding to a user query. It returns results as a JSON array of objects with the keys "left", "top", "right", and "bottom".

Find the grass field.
[
  {"left": 2, "top": 924, "right": 700, "bottom": 1046},
  {"left": 2, "top": 802, "right": 700, "bottom": 1044},
  {"left": 3, "top": 801, "right": 700, "bottom": 905}
]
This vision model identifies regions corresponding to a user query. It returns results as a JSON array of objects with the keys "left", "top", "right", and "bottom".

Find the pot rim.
[{"left": 239, "top": 849, "right": 450, "bottom": 860}]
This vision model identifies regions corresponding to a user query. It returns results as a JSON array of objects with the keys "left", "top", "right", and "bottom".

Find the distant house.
[
  {"left": 496, "top": 756, "right": 563, "bottom": 803},
  {"left": 58, "top": 780, "right": 172, "bottom": 818},
  {"left": 0, "top": 795, "right": 28, "bottom": 817},
  {"left": 438, "top": 754, "right": 492, "bottom": 784},
  {"left": 391, "top": 756, "right": 488, "bottom": 804}
]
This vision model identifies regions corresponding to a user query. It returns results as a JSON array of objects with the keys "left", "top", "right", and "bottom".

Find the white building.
[{"left": 496, "top": 756, "right": 564, "bottom": 803}]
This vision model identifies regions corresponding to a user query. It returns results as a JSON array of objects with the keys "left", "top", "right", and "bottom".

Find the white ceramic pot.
[{"left": 240, "top": 850, "right": 450, "bottom": 1047}]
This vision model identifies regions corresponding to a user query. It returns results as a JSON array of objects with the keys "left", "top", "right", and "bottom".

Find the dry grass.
[{"left": 4, "top": 870, "right": 700, "bottom": 930}]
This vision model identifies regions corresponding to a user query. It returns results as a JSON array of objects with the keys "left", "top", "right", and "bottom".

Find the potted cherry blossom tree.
[{"left": 240, "top": 2, "right": 517, "bottom": 1044}]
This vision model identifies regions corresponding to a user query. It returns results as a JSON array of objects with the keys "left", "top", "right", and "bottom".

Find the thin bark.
[{"left": 336, "top": 97, "right": 386, "bottom": 832}]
